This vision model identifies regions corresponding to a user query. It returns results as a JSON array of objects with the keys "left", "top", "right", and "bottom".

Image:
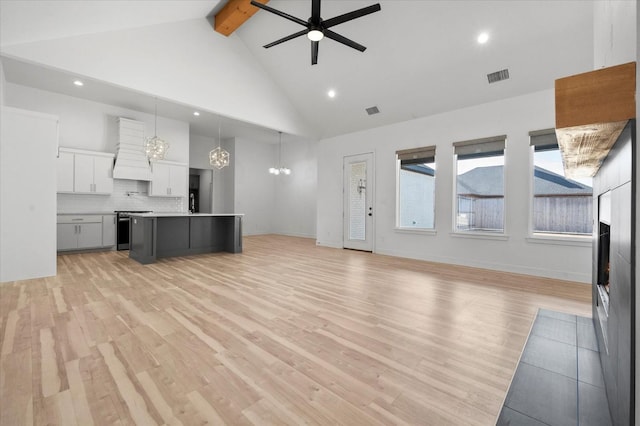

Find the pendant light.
[
  {"left": 145, "top": 97, "right": 169, "bottom": 161},
  {"left": 269, "top": 131, "right": 291, "bottom": 175},
  {"left": 209, "top": 116, "right": 230, "bottom": 169}
]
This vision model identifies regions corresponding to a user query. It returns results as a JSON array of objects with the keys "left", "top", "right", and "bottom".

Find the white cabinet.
[
  {"left": 57, "top": 148, "right": 114, "bottom": 194},
  {"left": 102, "top": 214, "right": 116, "bottom": 247},
  {"left": 56, "top": 151, "right": 75, "bottom": 192},
  {"left": 169, "top": 164, "right": 188, "bottom": 197},
  {"left": 149, "top": 161, "right": 188, "bottom": 197},
  {"left": 150, "top": 163, "right": 171, "bottom": 196},
  {"left": 57, "top": 215, "right": 104, "bottom": 251}
]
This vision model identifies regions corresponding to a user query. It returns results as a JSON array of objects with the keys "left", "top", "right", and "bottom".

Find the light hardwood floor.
[{"left": 0, "top": 235, "right": 591, "bottom": 425}]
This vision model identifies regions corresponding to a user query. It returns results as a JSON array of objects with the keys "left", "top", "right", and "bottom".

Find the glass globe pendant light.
[
  {"left": 209, "top": 116, "right": 230, "bottom": 169},
  {"left": 145, "top": 97, "right": 169, "bottom": 161},
  {"left": 269, "top": 131, "right": 291, "bottom": 175}
]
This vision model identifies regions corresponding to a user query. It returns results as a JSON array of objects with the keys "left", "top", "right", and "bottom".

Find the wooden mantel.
[
  {"left": 215, "top": 0, "right": 269, "bottom": 36},
  {"left": 555, "top": 62, "right": 636, "bottom": 178}
]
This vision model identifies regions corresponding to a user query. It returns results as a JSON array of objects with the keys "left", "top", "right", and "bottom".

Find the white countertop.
[
  {"left": 57, "top": 212, "right": 115, "bottom": 215},
  {"left": 130, "top": 213, "right": 244, "bottom": 217}
]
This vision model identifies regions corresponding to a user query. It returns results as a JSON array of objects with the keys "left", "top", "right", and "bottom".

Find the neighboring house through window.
[
  {"left": 529, "top": 129, "right": 593, "bottom": 235},
  {"left": 396, "top": 146, "right": 436, "bottom": 229},
  {"left": 453, "top": 135, "right": 506, "bottom": 233}
]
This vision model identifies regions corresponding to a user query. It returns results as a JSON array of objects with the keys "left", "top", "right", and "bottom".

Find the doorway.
[{"left": 343, "top": 153, "right": 374, "bottom": 251}]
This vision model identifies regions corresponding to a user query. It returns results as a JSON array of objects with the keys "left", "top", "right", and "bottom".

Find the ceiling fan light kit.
[
  {"left": 250, "top": 0, "right": 381, "bottom": 65},
  {"left": 307, "top": 29, "right": 324, "bottom": 42}
]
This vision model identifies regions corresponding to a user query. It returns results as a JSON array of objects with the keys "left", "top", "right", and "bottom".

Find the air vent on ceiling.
[
  {"left": 487, "top": 69, "right": 510, "bottom": 84},
  {"left": 366, "top": 106, "right": 380, "bottom": 115}
]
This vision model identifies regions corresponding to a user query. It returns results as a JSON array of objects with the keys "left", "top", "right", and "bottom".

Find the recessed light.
[
  {"left": 327, "top": 89, "right": 336, "bottom": 98},
  {"left": 73, "top": 80, "right": 84, "bottom": 86},
  {"left": 193, "top": 111, "right": 200, "bottom": 116},
  {"left": 477, "top": 32, "right": 489, "bottom": 44}
]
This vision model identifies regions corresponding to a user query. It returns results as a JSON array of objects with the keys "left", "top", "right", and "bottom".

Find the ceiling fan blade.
[
  {"left": 323, "top": 3, "right": 381, "bottom": 29},
  {"left": 250, "top": 0, "right": 308, "bottom": 27},
  {"left": 311, "top": 40, "right": 319, "bottom": 65},
  {"left": 324, "top": 29, "right": 366, "bottom": 52},
  {"left": 311, "top": 0, "right": 321, "bottom": 24},
  {"left": 264, "top": 30, "right": 308, "bottom": 48}
]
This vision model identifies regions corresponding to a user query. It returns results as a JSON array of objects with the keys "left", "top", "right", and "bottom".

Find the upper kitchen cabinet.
[
  {"left": 57, "top": 148, "right": 115, "bottom": 194},
  {"left": 56, "top": 150, "right": 74, "bottom": 192},
  {"left": 149, "top": 161, "right": 188, "bottom": 197}
]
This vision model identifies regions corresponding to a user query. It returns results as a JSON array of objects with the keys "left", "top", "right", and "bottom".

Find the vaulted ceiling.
[{"left": 0, "top": 0, "right": 594, "bottom": 141}]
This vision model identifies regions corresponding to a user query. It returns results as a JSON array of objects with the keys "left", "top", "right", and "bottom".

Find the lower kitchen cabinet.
[
  {"left": 57, "top": 214, "right": 115, "bottom": 251},
  {"left": 102, "top": 214, "right": 116, "bottom": 247}
]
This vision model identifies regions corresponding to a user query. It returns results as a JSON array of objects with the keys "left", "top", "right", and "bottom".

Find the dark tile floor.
[{"left": 497, "top": 309, "right": 612, "bottom": 426}]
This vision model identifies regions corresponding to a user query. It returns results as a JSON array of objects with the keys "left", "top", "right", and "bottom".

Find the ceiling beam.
[
  {"left": 214, "top": 0, "right": 269, "bottom": 36},
  {"left": 554, "top": 61, "right": 636, "bottom": 178},
  {"left": 555, "top": 62, "right": 636, "bottom": 129}
]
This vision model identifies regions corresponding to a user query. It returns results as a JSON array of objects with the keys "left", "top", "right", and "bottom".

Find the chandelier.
[
  {"left": 145, "top": 97, "right": 169, "bottom": 161},
  {"left": 210, "top": 116, "right": 230, "bottom": 169},
  {"left": 269, "top": 131, "right": 291, "bottom": 175}
]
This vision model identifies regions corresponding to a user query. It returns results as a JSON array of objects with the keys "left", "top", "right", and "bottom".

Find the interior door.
[{"left": 343, "top": 153, "right": 374, "bottom": 251}]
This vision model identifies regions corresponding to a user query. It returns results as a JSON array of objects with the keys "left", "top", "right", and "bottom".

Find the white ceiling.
[{"left": 0, "top": 0, "right": 595, "bottom": 142}]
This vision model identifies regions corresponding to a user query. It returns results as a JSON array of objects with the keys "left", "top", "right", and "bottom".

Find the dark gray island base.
[{"left": 129, "top": 213, "right": 243, "bottom": 264}]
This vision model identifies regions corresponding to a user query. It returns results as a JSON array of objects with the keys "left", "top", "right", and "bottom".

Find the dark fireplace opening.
[{"left": 597, "top": 221, "right": 610, "bottom": 312}]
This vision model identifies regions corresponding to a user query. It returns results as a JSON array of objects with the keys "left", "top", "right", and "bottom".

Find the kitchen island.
[{"left": 129, "top": 213, "right": 243, "bottom": 264}]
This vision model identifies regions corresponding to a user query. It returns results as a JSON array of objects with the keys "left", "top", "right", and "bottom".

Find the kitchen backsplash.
[{"left": 57, "top": 179, "right": 185, "bottom": 213}]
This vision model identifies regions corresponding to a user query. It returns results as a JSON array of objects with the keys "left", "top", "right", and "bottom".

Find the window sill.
[
  {"left": 526, "top": 234, "right": 592, "bottom": 247},
  {"left": 394, "top": 227, "right": 436, "bottom": 236},
  {"left": 450, "top": 231, "right": 509, "bottom": 241}
]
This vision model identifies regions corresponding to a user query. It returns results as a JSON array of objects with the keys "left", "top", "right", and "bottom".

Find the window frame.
[
  {"left": 527, "top": 128, "right": 592, "bottom": 246},
  {"left": 452, "top": 135, "right": 507, "bottom": 237},
  {"left": 395, "top": 146, "right": 437, "bottom": 232}
]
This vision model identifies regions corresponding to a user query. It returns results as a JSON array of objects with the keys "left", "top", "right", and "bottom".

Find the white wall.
[
  {"left": 273, "top": 139, "right": 318, "bottom": 238},
  {"left": 189, "top": 133, "right": 235, "bottom": 214},
  {"left": 2, "top": 18, "right": 313, "bottom": 137},
  {"left": 317, "top": 89, "right": 592, "bottom": 283},
  {"left": 5, "top": 83, "right": 189, "bottom": 163},
  {"left": 0, "top": 61, "right": 6, "bottom": 106},
  {"left": 234, "top": 137, "right": 276, "bottom": 235},
  {"left": 189, "top": 133, "right": 216, "bottom": 169},
  {"left": 1, "top": 107, "right": 58, "bottom": 282},
  {"left": 3, "top": 81, "right": 315, "bottom": 234},
  {"left": 191, "top": 133, "right": 317, "bottom": 237},
  {"left": 593, "top": 0, "right": 637, "bottom": 68},
  {"left": 4, "top": 82, "right": 190, "bottom": 213}
]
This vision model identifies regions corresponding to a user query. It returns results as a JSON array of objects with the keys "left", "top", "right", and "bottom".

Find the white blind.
[
  {"left": 453, "top": 135, "right": 506, "bottom": 158},
  {"left": 396, "top": 146, "right": 435, "bottom": 164},
  {"left": 529, "top": 128, "right": 558, "bottom": 150}
]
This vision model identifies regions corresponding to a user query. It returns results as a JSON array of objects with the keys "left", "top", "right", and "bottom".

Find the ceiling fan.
[{"left": 249, "top": 0, "right": 381, "bottom": 65}]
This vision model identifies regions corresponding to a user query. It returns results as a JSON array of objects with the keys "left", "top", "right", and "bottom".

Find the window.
[
  {"left": 396, "top": 146, "right": 436, "bottom": 229},
  {"left": 530, "top": 129, "right": 592, "bottom": 235},
  {"left": 454, "top": 135, "right": 506, "bottom": 233}
]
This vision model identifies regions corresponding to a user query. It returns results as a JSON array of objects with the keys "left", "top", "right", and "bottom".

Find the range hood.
[
  {"left": 113, "top": 117, "right": 152, "bottom": 181},
  {"left": 555, "top": 62, "right": 636, "bottom": 178}
]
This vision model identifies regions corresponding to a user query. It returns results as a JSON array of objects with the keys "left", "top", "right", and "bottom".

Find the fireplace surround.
[{"left": 591, "top": 121, "right": 634, "bottom": 425}]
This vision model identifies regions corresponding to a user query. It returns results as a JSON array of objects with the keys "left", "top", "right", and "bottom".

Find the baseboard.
[
  {"left": 272, "top": 231, "right": 317, "bottom": 239},
  {"left": 374, "top": 247, "right": 591, "bottom": 283},
  {"left": 315, "top": 239, "right": 342, "bottom": 249}
]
